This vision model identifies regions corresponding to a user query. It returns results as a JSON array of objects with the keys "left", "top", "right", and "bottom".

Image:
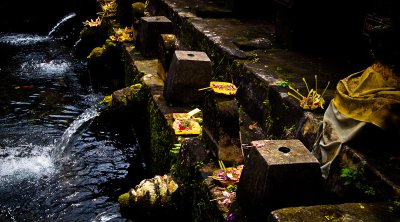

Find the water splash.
[
  {"left": 0, "top": 33, "right": 49, "bottom": 45},
  {"left": 91, "top": 205, "right": 121, "bottom": 222},
  {"left": 48, "top": 12, "right": 77, "bottom": 36},
  {"left": 0, "top": 143, "right": 55, "bottom": 179},
  {"left": 19, "top": 59, "right": 71, "bottom": 76},
  {"left": 35, "top": 60, "right": 70, "bottom": 74}
]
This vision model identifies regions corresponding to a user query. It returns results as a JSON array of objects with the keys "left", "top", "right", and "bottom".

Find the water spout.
[
  {"left": 50, "top": 106, "right": 100, "bottom": 161},
  {"left": 48, "top": 12, "right": 77, "bottom": 36}
]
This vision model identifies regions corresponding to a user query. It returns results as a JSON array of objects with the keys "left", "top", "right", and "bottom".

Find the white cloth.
[{"left": 312, "top": 101, "right": 367, "bottom": 179}]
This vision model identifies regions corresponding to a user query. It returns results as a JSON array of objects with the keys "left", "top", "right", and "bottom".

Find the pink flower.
[
  {"left": 221, "top": 198, "right": 232, "bottom": 205},
  {"left": 222, "top": 191, "right": 231, "bottom": 198}
]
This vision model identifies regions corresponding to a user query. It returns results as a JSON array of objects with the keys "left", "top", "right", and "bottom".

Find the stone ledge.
[{"left": 269, "top": 202, "right": 399, "bottom": 222}]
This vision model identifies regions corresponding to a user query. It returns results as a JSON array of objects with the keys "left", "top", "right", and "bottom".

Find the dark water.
[{"left": 0, "top": 31, "right": 146, "bottom": 221}]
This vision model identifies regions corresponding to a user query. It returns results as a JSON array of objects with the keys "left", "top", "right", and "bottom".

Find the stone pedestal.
[
  {"left": 163, "top": 50, "right": 212, "bottom": 105},
  {"left": 136, "top": 16, "right": 173, "bottom": 57},
  {"left": 237, "top": 139, "right": 322, "bottom": 220}
]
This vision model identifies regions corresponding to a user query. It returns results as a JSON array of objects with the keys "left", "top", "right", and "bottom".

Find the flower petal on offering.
[
  {"left": 172, "top": 118, "right": 201, "bottom": 135},
  {"left": 209, "top": 81, "right": 238, "bottom": 96},
  {"left": 172, "top": 113, "right": 190, "bottom": 120},
  {"left": 209, "top": 165, "right": 243, "bottom": 187}
]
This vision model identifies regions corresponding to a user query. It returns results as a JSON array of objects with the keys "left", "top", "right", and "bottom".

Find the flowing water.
[
  {"left": 47, "top": 13, "right": 77, "bottom": 37},
  {"left": 0, "top": 16, "right": 147, "bottom": 222}
]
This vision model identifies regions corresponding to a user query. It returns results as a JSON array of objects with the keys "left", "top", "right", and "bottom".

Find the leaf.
[{"left": 275, "top": 80, "right": 289, "bottom": 87}]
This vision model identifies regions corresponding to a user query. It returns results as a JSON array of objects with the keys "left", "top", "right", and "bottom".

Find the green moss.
[
  {"left": 262, "top": 97, "right": 270, "bottom": 110},
  {"left": 118, "top": 192, "right": 131, "bottom": 209},
  {"left": 341, "top": 167, "right": 376, "bottom": 196},
  {"left": 80, "top": 25, "right": 106, "bottom": 39},
  {"left": 87, "top": 39, "right": 119, "bottom": 59},
  {"left": 274, "top": 66, "right": 298, "bottom": 79},
  {"left": 129, "top": 83, "right": 145, "bottom": 101},
  {"left": 265, "top": 115, "right": 274, "bottom": 133},
  {"left": 119, "top": 95, "right": 128, "bottom": 107},
  {"left": 132, "top": 2, "right": 145, "bottom": 18},
  {"left": 283, "top": 124, "right": 296, "bottom": 136},
  {"left": 105, "top": 38, "right": 117, "bottom": 48},
  {"left": 123, "top": 61, "right": 135, "bottom": 86},
  {"left": 237, "top": 105, "right": 244, "bottom": 115},
  {"left": 87, "top": 45, "right": 106, "bottom": 59},
  {"left": 99, "top": 95, "right": 113, "bottom": 107},
  {"left": 126, "top": 63, "right": 144, "bottom": 85},
  {"left": 192, "top": 181, "right": 225, "bottom": 222},
  {"left": 148, "top": 100, "right": 175, "bottom": 174}
]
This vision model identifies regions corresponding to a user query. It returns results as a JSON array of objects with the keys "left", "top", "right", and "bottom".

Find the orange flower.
[{"left": 83, "top": 17, "right": 102, "bottom": 27}]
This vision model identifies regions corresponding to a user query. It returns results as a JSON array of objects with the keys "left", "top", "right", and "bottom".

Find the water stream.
[
  {"left": 48, "top": 13, "right": 77, "bottom": 37},
  {"left": 0, "top": 14, "right": 146, "bottom": 222}
]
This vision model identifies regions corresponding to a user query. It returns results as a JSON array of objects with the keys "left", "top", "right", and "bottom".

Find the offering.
[
  {"left": 288, "top": 75, "right": 330, "bottom": 110},
  {"left": 172, "top": 108, "right": 202, "bottom": 135},
  {"left": 199, "top": 81, "right": 238, "bottom": 95},
  {"left": 209, "top": 162, "right": 244, "bottom": 187}
]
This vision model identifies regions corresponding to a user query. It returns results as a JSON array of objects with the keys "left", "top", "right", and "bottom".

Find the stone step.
[{"left": 148, "top": 0, "right": 399, "bottom": 203}]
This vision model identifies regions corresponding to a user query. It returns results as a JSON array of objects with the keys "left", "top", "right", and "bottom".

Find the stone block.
[
  {"left": 237, "top": 139, "right": 322, "bottom": 220},
  {"left": 163, "top": 50, "right": 212, "bottom": 105},
  {"left": 136, "top": 16, "right": 173, "bottom": 57}
]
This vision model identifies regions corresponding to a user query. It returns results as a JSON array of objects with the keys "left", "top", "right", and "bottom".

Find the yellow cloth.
[{"left": 333, "top": 62, "right": 400, "bottom": 132}]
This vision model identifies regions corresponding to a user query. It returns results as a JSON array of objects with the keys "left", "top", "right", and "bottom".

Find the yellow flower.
[
  {"left": 110, "top": 27, "right": 133, "bottom": 42},
  {"left": 101, "top": 1, "right": 116, "bottom": 13}
]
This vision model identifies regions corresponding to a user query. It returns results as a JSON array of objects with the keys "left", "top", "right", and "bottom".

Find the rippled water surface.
[{"left": 0, "top": 33, "right": 146, "bottom": 222}]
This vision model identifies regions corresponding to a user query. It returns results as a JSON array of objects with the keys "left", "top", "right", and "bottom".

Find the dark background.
[{"left": 0, "top": 0, "right": 97, "bottom": 34}]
